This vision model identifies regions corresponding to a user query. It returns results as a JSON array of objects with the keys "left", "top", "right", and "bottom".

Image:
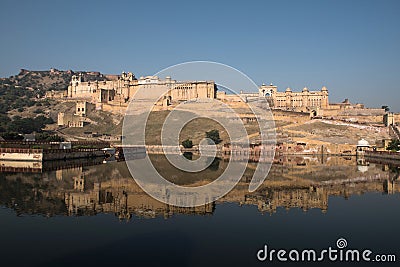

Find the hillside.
[
  {"left": 3, "top": 68, "right": 110, "bottom": 92},
  {"left": 0, "top": 68, "right": 110, "bottom": 139}
]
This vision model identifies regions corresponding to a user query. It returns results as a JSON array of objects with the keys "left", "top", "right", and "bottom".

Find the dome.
[
  {"left": 285, "top": 87, "right": 292, "bottom": 92},
  {"left": 357, "top": 139, "right": 369, "bottom": 147},
  {"left": 302, "top": 87, "right": 309, "bottom": 92},
  {"left": 321, "top": 86, "right": 328, "bottom": 91}
]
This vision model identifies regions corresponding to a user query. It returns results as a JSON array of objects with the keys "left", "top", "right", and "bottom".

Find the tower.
[
  {"left": 321, "top": 86, "right": 329, "bottom": 108},
  {"left": 259, "top": 83, "right": 277, "bottom": 97},
  {"left": 75, "top": 101, "right": 87, "bottom": 116},
  {"left": 285, "top": 87, "right": 292, "bottom": 108}
]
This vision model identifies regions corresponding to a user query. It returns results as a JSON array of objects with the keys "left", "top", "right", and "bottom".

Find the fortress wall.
[
  {"left": 320, "top": 109, "right": 341, "bottom": 116},
  {"left": 273, "top": 115, "right": 309, "bottom": 124},
  {"left": 104, "top": 74, "right": 119, "bottom": 80},
  {"left": 321, "top": 108, "right": 388, "bottom": 124},
  {"left": 216, "top": 91, "right": 226, "bottom": 100},
  {"left": 280, "top": 142, "right": 356, "bottom": 155},
  {"left": 334, "top": 115, "right": 384, "bottom": 124},
  {"left": 273, "top": 110, "right": 309, "bottom": 117},
  {"left": 273, "top": 110, "right": 309, "bottom": 124},
  {"left": 394, "top": 113, "right": 400, "bottom": 123},
  {"left": 100, "top": 103, "right": 128, "bottom": 115},
  {"left": 218, "top": 94, "right": 245, "bottom": 102},
  {"left": 322, "top": 108, "right": 385, "bottom": 116},
  {"left": 326, "top": 104, "right": 342, "bottom": 110},
  {"left": 45, "top": 90, "right": 67, "bottom": 99},
  {"left": 338, "top": 108, "right": 385, "bottom": 116}
]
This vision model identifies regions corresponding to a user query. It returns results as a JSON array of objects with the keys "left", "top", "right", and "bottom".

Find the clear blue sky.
[{"left": 1, "top": 0, "right": 399, "bottom": 110}]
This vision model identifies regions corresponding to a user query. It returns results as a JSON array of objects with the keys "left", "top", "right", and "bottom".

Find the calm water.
[{"left": 1, "top": 155, "right": 400, "bottom": 267}]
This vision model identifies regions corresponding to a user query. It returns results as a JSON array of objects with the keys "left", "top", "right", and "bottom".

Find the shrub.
[
  {"left": 35, "top": 132, "right": 64, "bottom": 142},
  {"left": 387, "top": 139, "right": 400, "bottom": 151},
  {"left": 1, "top": 132, "right": 24, "bottom": 140},
  {"left": 205, "top": 129, "right": 222, "bottom": 144},
  {"left": 182, "top": 139, "right": 193, "bottom": 148}
]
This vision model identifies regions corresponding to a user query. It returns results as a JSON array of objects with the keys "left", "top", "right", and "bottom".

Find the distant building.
[
  {"left": 57, "top": 101, "right": 91, "bottom": 128},
  {"left": 75, "top": 101, "right": 87, "bottom": 116},
  {"left": 45, "top": 90, "right": 67, "bottom": 99},
  {"left": 66, "top": 72, "right": 216, "bottom": 107},
  {"left": 259, "top": 83, "right": 329, "bottom": 111},
  {"left": 58, "top": 112, "right": 84, "bottom": 127},
  {"left": 384, "top": 112, "right": 395, "bottom": 126},
  {"left": 218, "top": 83, "right": 329, "bottom": 113}
]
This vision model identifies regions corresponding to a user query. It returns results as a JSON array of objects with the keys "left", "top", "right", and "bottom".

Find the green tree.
[
  {"left": 182, "top": 139, "right": 193, "bottom": 148},
  {"left": 386, "top": 139, "right": 400, "bottom": 151},
  {"left": 7, "top": 115, "right": 54, "bottom": 134},
  {"left": 208, "top": 157, "right": 220, "bottom": 171},
  {"left": 183, "top": 152, "right": 193, "bottom": 160},
  {"left": 1, "top": 132, "right": 24, "bottom": 140},
  {"left": 206, "top": 129, "right": 222, "bottom": 144},
  {"left": 0, "top": 114, "right": 11, "bottom": 131},
  {"left": 35, "top": 132, "right": 64, "bottom": 142}
]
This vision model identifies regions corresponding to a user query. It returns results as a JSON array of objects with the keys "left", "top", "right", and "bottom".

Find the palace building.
[
  {"left": 67, "top": 72, "right": 216, "bottom": 107},
  {"left": 63, "top": 71, "right": 377, "bottom": 117},
  {"left": 259, "top": 83, "right": 329, "bottom": 111},
  {"left": 66, "top": 71, "right": 328, "bottom": 112}
]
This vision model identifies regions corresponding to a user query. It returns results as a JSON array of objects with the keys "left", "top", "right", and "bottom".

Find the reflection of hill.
[
  {"left": 0, "top": 156, "right": 399, "bottom": 219},
  {"left": 0, "top": 174, "right": 68, "bottom": 216}
]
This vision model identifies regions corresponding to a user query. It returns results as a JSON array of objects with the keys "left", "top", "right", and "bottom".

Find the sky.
[{"left": 0, "top": 0, "right": 399, "bottom": 110}]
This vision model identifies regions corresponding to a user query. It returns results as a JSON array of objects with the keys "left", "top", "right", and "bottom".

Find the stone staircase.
[{"left": 389, "top": 124, "right": 400, "bottom": 140}]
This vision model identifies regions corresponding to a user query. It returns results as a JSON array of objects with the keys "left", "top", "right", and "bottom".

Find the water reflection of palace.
[
  {"left": 0, "top": 155, "right": 399, "bottom": 219},
  {"left": 235, "top": 179, "right": 397, "bottom": 214},
  {"left": 65, "top": 177, "right": 214, "bottom": 220}
]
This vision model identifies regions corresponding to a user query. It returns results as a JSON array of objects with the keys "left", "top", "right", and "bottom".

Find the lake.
[{"left": 0, "top": 155, "right": 399, "bottom": 267}]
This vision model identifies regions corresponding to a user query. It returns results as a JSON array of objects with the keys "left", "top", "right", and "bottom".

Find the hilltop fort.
[
  {"left": 1, "top": 68, "right": 399, "bottom": 153},
  {"left": 49, "top": 70, "right": 386, "bottom": 118}
]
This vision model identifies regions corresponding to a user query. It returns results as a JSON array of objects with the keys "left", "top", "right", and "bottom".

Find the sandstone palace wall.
[
  {"left": 61, "top": 71, "right": 386, "bottom": 119},
  {"left": 67, "top": 72, "right": 216, "bottom": 108}
]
